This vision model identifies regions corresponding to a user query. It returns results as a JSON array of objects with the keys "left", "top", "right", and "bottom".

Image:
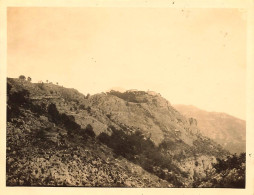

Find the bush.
[
  {"left": 7, "top": 87, "right": 30, "bottom": 121},
  {"left": 8, "top": 88, "right": 30, "bottom": 105},
  {"left": 19, "top": 75, "right": 26, "bottom": 80}
]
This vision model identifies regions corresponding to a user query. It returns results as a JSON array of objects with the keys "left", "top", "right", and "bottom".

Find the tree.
[
  {"left": 19, "top": 75, "right": 26, "bottom": 80},
  {"left": 27, "top": 77, "right": 32, "bottom": 82}
]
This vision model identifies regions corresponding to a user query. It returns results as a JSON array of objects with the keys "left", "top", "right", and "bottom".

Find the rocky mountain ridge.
[
  {"left": 174, "top": 104, "right": 246, "bottom": 154},
  {"left": 6, "top": 77, "right": 244, "bottom": 187}
]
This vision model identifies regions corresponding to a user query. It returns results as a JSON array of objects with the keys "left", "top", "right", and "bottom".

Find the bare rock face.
[{"left": 88, "top": 90, "right": 199, "bottom": 146}]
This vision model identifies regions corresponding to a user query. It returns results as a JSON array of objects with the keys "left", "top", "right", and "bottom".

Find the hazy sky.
[{"left": 7, "top": 7, "right": 246, "bottom": 120}]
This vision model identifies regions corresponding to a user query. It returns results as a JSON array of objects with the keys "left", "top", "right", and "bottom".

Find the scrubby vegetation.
[
  {"left": 6, "top": 77, "right": 245, "bottom": 188},
  {"left": 193, "top": 153, "right": 245, "bottom": 188},
  {"left": 7, "top": 78, "right": 170, "bottom": 187},
  {"left": 107, "top": 90, "right": 148, "bottom": 103},
  {"left": 98, "top": 126, "right": 188, "bottom": 186}
]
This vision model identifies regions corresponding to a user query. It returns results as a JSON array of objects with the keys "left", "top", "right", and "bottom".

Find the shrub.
[
  {"left": 19, "top": 75, "right": 26, "bottom": 80},
  {"left": 7, "top": 86, "right": 29, "bottom": 120},
  {"left": 8, "top": 89, "right": 30, "bottom": 105}
]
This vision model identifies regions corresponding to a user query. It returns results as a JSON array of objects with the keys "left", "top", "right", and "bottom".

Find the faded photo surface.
[{"left": 6, "top": 6, "right": 247, "bottom": 188}]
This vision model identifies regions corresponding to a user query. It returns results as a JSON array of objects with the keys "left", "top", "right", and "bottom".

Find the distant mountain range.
[{"left": 174, "top": 105, "right": 246, "bottom": 154}]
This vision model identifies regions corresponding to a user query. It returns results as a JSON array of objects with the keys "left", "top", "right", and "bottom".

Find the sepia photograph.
[{"left": 1, "top": 0, "right": 254, "bottom": 194}]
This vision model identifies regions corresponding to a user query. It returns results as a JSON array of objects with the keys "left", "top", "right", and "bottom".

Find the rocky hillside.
[
  {"left": 174, "top": 105, "right": 246, "bottom": 154},
  {"left": 7, "top": 77, "right": 244, "bottom": 188},
  {"left": 7, "top": 78, "right": 170, "bottom": 187}
]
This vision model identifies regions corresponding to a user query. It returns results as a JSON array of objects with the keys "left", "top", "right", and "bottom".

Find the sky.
[{"left": 7, "top": 7, "right": 246, "bottom": 120}]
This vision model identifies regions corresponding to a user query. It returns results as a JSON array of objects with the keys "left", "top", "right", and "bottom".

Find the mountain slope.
[
  {"left": 6, "top": 78, "right": 171, "bottom": 187},
  {"left": 7, "top": 77, "right": 240, "bottom": 187},
  {"left": 174, "top": 105, "right": 246, "bottom": 154}
]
